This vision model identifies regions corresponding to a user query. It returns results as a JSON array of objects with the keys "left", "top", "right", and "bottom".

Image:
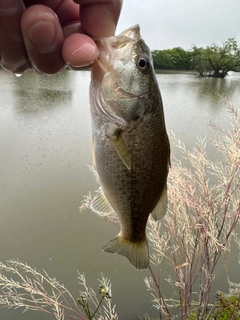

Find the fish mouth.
[
  {"left": 116, "top": 24, "right": 140, "bottom": 42},
  {"left": 92, "top": 25, "right": 141, "bottom": 80},
  {"left": 95, "top": 54, "right": 110, "bottom": 77}
]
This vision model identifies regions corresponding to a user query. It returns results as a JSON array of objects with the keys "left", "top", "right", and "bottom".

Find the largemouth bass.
[{"left": 88, "top": 25, "right": 170, "bottom": 270}]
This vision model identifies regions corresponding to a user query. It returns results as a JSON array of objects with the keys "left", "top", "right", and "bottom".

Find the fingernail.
[
  {"left": 67, "top": 61, "right": 95, "bottom": 70},
  {"left": 27, "top": 21, "right": 57, "bottom": 53},
  {"left": 0, "top": 0, "right": 21, "bottom": 13},
  {"left": 69, "top": 43, "right": 98, "bottom": 68}
]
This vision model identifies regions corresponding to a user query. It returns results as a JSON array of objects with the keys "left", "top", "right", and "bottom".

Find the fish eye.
[{"left": 137, "top": 56, "right": 150, "bottom": 71}]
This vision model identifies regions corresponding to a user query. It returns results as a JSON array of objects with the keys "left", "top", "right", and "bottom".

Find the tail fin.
[{"left": 103, "top": 235, "right": 149, "bottom": 270}]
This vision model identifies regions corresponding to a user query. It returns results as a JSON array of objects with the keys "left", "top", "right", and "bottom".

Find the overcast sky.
[{"left": 116, "top": 0, "right": 240, "bottom": 50}]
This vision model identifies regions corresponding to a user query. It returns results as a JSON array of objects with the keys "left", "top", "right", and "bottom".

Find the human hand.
[{"left": 0, "top": 0, "right": 122, "bottom": 74}]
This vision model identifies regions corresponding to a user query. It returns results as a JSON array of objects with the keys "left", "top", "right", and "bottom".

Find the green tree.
[
  {"left": 191, "top": 46, "right": 211, "bottom": 76},
  {"left": 152, "top": 48, "right": 192, "bottom": 70},
  {"left": 192, "top": 38, "right": 240, "bottom": 78},
  {"left": 151, "top": 50, "right": 173, "bottom": 69},
  {"left": 166, "top": 47, "right": 193, "bottom": 69}
]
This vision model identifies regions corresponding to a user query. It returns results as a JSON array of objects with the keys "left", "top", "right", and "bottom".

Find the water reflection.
[
  {"left": 12, "top": 71, "right": 73, "bottom": 114},
  {"left": 0, "top": 69, "right": 240, "bottom": 320},
  {"left": 159, "top": 71, "right": 240, "bottom": 152},
  {"left": 196, "top": 76, "right": 240, "bottom": 107}
]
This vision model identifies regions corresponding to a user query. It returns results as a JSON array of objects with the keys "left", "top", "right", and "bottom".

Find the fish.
[{"left": 88, "top": 25, "right": 170, "bottom": 270}]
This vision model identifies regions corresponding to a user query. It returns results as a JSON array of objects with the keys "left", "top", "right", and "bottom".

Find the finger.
[
  {"left": 21, "top": 4, "right": 65, "bottom": 74},
  {"left": 0, "top": 0, "right": 31, "bottom": 73},
  {"left": 49, "top": 0, "right": 80, "bottom": 27},
  {"left": 62, "top": 21, "right": 82, "bottom": 39},
  {"left": 62, "top": 0, "right": 122, "bottom": 69},
  {"left": 62, "top": 33, "right": 98, "bottom": 69},
  {"left": 74, "top": 0, "right": 123, "bottom": 37}
]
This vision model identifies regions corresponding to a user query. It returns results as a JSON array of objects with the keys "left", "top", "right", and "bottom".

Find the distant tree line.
[{"left": 152, "top": 38, "right": 240, "bottom": 78}]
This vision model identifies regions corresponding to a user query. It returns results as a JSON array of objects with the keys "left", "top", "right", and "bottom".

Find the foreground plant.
[
  {"left": 145, "top": 102, "right": 240, "bottom": 319},
  {"left": 0, "top": 259, "right": 118, "bottom": 320},
  {"left": 213, "top": 291, "right": 240, "bottom": 319},
  {"left": 77, "top": 273, "right": 117, "bottom": 320}
]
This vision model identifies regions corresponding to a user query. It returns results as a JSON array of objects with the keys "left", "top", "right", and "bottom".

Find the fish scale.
[{"left": 86, "top": 25, "right": 170, "bottom": 269}]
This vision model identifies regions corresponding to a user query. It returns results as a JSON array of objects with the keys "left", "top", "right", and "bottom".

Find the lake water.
[{"left": 0, "top": 69, "right": 240, "bottom": 320}]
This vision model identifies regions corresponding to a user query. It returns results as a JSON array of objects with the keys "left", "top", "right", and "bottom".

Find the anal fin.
[{"left": 91, "top": 187, "right": 114, "bottom": 216}]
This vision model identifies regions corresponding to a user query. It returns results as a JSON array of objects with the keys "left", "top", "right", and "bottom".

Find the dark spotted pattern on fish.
[{"left": 88, "top": 25, "right": 170, "bottom": 269}]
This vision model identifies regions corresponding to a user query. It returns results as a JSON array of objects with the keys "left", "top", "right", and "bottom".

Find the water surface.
[{"left": 0, "top": 69, "right": 240, "bottom": 319}]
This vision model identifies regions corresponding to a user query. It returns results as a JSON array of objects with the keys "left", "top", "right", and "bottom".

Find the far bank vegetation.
[{"left": 152, "top": 38, "right": 240, "bottom": 78}]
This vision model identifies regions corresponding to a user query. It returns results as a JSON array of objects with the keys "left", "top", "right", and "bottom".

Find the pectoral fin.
[
  {"left": 108, "top": 133, "right": 131, "bottom": 170},
  {"left": 151, "top": 184, "right": 168, "bottom": 221},
  {"left": 91, "top": 187, "right": 114, "bottom": 216}
]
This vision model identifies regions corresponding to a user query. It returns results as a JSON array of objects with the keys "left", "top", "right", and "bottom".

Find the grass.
[
  {"left": 144, "top": 101, "right": 240, "bottom": 319},
  {"left": 0, "top": 260, "right": 118, "bottom": 320}
]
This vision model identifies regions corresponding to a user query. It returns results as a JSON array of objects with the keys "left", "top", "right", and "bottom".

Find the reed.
[
  {"left": 0, "top": 259, "right": 118, "bottom": 320},
  {"left": 145, "top": 101, "right": 240, "bottom": 319}
]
